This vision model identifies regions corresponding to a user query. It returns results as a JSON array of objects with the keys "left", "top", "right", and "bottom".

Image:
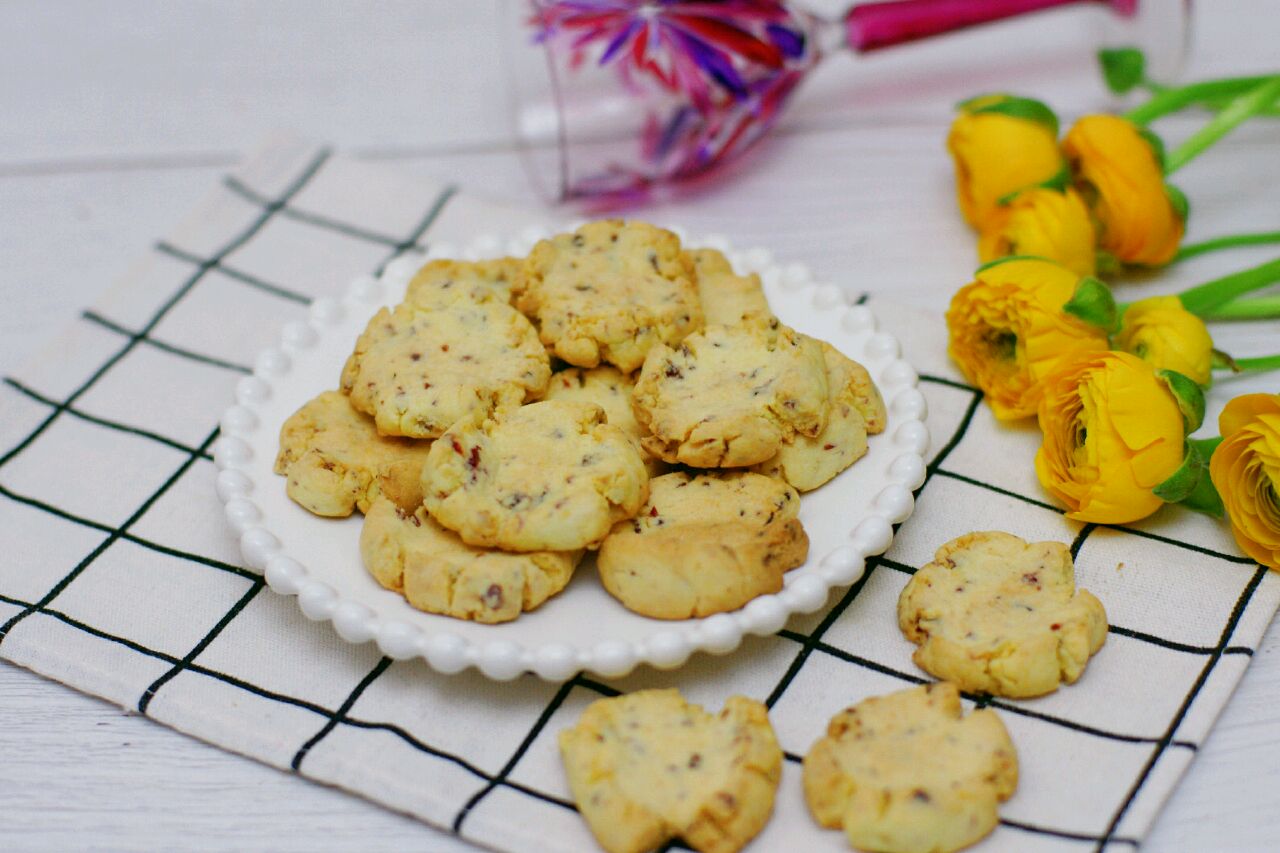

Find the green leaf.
[
  {"left": 1138, "top": 127, "right": 1166, "bottom": 170},
  {"left": 1099, "top": 47, "right": 1146, "bottom": 94},
  {"left": 1156, "top": 369, "right": 1206, "bottom": 433},
  {"left": 1166, "top": 184, "right": 1190, "bottom": 221},
  {"left": 965, "top": 95, "right": 1060, "bottom": 135},
  {"left": 1062, "top": 276, "right": 1119, "bottom": 331}
]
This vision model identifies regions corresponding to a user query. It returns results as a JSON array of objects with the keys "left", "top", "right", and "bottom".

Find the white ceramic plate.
[{"left": 213, "top": 226, "right": 929, "bottom": 682}]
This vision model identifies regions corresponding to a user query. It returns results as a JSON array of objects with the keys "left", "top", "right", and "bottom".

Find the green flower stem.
[
  {"left": 1165, "top": 77, "right": 1280, "bottom": 174},
  {"left": 1203, "top": 294, "right": 1280, "bottom": 321},
  {"left": 1213, "top": 350, "right": 1280, "bottom": 371},
  {"left": 1126, "top": 75, "right": 1278, "bottom": 125},
  {"left": 1226, "top": 354, "right": 1280, "bottom": 373},
  {"left": 1177, "top": 257, "right": 1280, "bottom": 315},
  {"left": 1176, "top": 230, "right": 1280, "bottom": 262},
  {"left": 1139, "top": 78, "right": 1280, "bottom": 117}
]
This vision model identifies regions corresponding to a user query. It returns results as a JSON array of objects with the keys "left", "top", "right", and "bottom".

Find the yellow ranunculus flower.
[
  {"left": 948, "top": 95, "right": 1065, "bottom": 230},
  {"left": 1062, "top": 114, "right": 1184, "bottom": 266},
  {"left": 1035, "top": 351, "right": 1186, "bottom": 523},
  {"left": 978, "top": 187, "right": 1097, "bottom": 276},
  {"left": 1114, "top": 296, "right": 1214, "bottom": 386},
  {"left": 946, "top": 257, "right": 1110, "bottom": 420},
  {"left": 1209, "top": 394, "right": 1280, "bottom": 571}
]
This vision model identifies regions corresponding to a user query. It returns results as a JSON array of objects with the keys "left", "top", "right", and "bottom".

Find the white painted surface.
[{"left": 1, "top": 1, "right": 1277, "bottom": 850}]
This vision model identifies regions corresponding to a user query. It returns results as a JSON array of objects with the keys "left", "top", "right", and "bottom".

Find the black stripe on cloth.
[
  {"left": 1099, "top": 523, "right": 1259, "bottom": 565},
  {"left": 0, "top": 583, "right": 1155, "bottom": 849},
  {"left": 0, "top": 479, "right": 258, "bottom": 582},
  {"left": 919, "top": 372, "right": 980, "bottom": 393},
  {"left": 933, "top": 468, "right": 1063, "bottom": 512},
  {"left": 926, "top": 390, "right": 984, "bottom": 477},
  {"left": 452, "top": 677, "right": 578, "bottom": 834},
  {"left": 0, "top": 595, "right": 183, "bottom": 665},
  {"left": 934, "top": 470, "right": 1259, "bottom": 567},
  {"left": 1001, "top": 818, "right": 1139, "bottom": 846},
  {"left": 1107, "top": 626, "right": 1218, "bottom": 655},
  {"left": 0, "top": 149, "right": 329, "bottom": 472},
  {"left": 137, "top": 578, "right": 265, "bottom": 714},
  {"left": 778, "top": 754, "right": 1135, "bottom": 844},
  {"left": 765, "top": 377, "right": 984, "bottom": 710},
  {"left": 474, "top": 736, "right": 1143, "bottom": 849},
  {"left": 1070, "top": 523, "right": 1097, "bottom": 560},
  {"left": 765, "top": 558, "right": 884, "bottom": 708},
  {"left": 3, "top": 376, "right": 212, "bottom": 459},
  {"left": 261, "top": 184, "right": 459, "bottom": 767},
  {"left": 223, "top": 175, "right": 406, "bottom": 248},
  {"left": 0, "top": 482, "right": 116, "bottom": 534},
  {"left": 1095, "top": 564, "right": 1269, "bottom": 850},
  {"left": 80, "top": 311, "right": 252, "bottom": 375},
  {"left": 155, "top": 242, "right": 313, "bottom": 306},
  {"left": 371, "top": 185, "right": 459, "bottom": 277},
  {"left": 778, "top": 632, "right": 1196, "bottom": 750},
  {"left": 0, "top": 586, "right": 517, "bottom": 797},
  {"left": 291, "top": 656, "right": 394, "bottom": 771},
  {"left": 877, "top": 555, "right": 1256, "bottom": 659},
  {"left": 574, "top": 676, "right": 621, "bottom": 698},
  {"left": 0, "top": 427, "right": 220, "bottom": 645}
]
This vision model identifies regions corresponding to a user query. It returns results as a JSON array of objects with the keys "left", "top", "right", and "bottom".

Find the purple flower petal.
[{"left": 766, "top": 23, "right": 805, "bottom": 59}]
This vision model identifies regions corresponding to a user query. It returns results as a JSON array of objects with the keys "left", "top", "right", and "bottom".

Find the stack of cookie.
[{"left": 274, "top": 219, "right": 885, "bottom": 624}]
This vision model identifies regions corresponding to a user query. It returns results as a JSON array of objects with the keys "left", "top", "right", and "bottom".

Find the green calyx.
[
  {"left": 1099, "top": 47, "right": 1146, "bottom": 94},
  {"left": 1153, "top": 437, "right": 1225, "bottom": 517},
  {"left": 1165, "top": 183, "right": 1190, "bottom": 222},
  {"left": 1062, "top": 276, "right": 1119, "bottom": 332},
  {"left": 996, "top": 165, "right": 1071, "bottom": 206},
  {"left": 1156, "top": 369, "right": 1206, "bottom": 433},
  {"left": 973, "top": 254, "right": 1057, "bottom": 274},
  {"left": 1138, "top": 126, "right": 1166, "bottom": 169},
  {"left": 959, "top": 94, "right": 1060, "bottom": 135}
]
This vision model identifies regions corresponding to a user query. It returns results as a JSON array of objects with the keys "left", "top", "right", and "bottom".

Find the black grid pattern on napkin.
[{"left": 0, "top": 150, "right": 1271, "bottom": 853}]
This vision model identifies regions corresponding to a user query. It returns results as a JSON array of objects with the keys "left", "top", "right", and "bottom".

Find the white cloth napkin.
[{"left": 1, "top": 136, "right": 1276, "bottom": 853}]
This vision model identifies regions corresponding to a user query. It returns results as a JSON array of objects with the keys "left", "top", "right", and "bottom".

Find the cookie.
[
  {"left": 752, "top": 341, "right": 886, "bottom": 491},
  {"left": 898, "top": 531, "right": 1108, "bottom": 698},
  {"left": 687, "top": 248, "right": 772, "bottom": 327},
  {"left": 340, "top": 299, "right": 549, "bottom": 438},
  {"left": 632, "top": 321, "right": 829, "bottom": 467},
  {"left": 542, "top": 365, "right": 666, "bottom": 477},
  {"left": 360, "top": 496, "right": 580, "bottom": 623},
  {"left": 597, "top": 471, "right": 808, "bottom": 619},
  {"left": 273, "top": 391, "right": 432, "bottom": 517},
  {"left": 804, "top": 682, "right": 1018, "bottom": 853},
  {"left": 403, "top": 257, "right": 520, "bottom": 309},
  {"left": 421, "top": 399, "right": 649, "bottom": 552},
  {"left": 560, "top": 689, "right": 782, "bottom": 853},
  {"left": 514, "top": 220, "right": 703, "bottom": 372}
]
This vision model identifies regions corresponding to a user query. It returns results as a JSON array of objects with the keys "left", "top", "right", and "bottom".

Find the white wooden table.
[{"left": 2, "top": 2, "right": 1277, "bottom": 850}]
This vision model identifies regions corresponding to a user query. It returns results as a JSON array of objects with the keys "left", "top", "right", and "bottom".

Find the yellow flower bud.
[
  {"left": 948, "top": 96, "right": 1065, "bottom": 230},
  {"left": 1114, "top": 296, "right": 1214, "bottom": 385},
  {"left": 1209, "top": 394, "right": 1280, "bottom": 571},
  {"left": 946, "top": 258, "right": 1110, "bottom": 420},
  {"left": 978, "top": 187, "right": 1098, "bottom": 276},
  {"left": 1035, "top": 352, "right": 1186, "bottom": 523},
  {"left": 1062, "top": 114, "right": 1184, "bottom": 266}
]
